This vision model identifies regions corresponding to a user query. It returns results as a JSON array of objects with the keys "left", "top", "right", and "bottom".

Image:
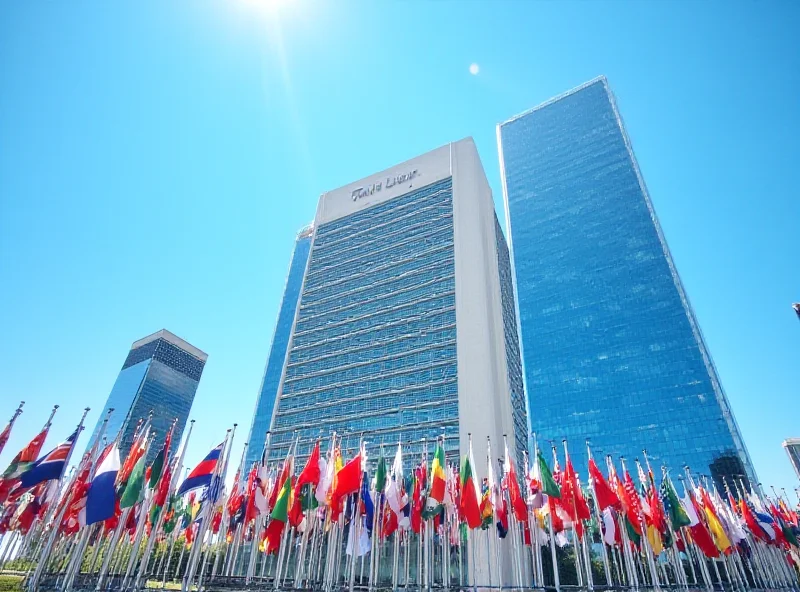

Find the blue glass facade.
[
  {"left": 495, "top": 215, "right": 529, "bottom": 466},
  {"left": 498, "top": 77, "right": 755, "bottom": 489},
  {"left": 87, "top": 331, "right": 206, "bottom": 462},
  {"left": 246, "top": 228, "right": 312, "bottom": 467},
  {"left": 269, "top": 178, "right": 459, "bottom": 462}
]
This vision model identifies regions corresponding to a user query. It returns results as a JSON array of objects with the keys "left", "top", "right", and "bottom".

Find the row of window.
[
  {"left": 308, "top": 206, "right": 453, "bottom": 271},
  {"left": 302, "top": 244, "right": 454, "bottom": 303},
  {"left": 281, "top": 362, "right": 458, "bottom": 399},
  {"left": 290, "top": 309, "right": 455, "bottom": 362},
  {"left": 284, "top": 344, "right": 457, "bottom": 391},
  {"left": 285, "top": 324, "right": 457, "bottom": 372},
  {"left": 304, "top": 224, "right": 454, "bottom": 291}
]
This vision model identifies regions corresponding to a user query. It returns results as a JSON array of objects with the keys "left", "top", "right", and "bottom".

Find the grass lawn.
[{"left": 0, "top": 574, "right": 23, "bottom": 592}]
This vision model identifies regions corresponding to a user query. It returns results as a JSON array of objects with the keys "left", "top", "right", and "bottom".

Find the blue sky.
[{"left": 1, "top": 1, "right": 798, "bottom": 496}]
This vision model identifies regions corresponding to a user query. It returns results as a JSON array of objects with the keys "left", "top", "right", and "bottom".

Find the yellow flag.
[{"left": 704, "top": 507, "right": 731, "bottom": 552}]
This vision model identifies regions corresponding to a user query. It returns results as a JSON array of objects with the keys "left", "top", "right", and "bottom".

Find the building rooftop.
[
  {"left": 498, "top": 75, "right": 607, "bottom": 127},
  {"left": 130, "top": 329, "right": 208, "bottom": 362}
]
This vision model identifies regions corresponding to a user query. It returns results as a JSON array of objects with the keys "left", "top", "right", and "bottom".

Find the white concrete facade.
[{"left": 305, "top": 138, "right": 518, "bottom": 478}]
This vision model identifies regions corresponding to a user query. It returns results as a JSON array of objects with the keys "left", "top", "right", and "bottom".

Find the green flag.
[
  {"left": 299, "top": 483, "right": 318, "bottom": 511},
  {"left": 149, "top": 446, "right": 166, "bottom": 489},
  {"left": 625, "top": 515, "right": 641, "bottom": 545},
  {"left": 661, "top": 478, "right": 691, "bottom": 530},
  {"left": 375, "top": 453, "right": 387, "bottom": 493},
  {"left": 120, "top": 455, "right": 146, "bottom": 509},
  {"left": 271, "top": 475, "right": 291, "bottom": 522},
  {"left": 537, "top": 451, "right": 561, "bottom": 498}
]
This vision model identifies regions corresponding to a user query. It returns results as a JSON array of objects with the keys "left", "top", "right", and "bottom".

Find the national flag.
[
  {"left": 741, "top": 499, "right": 768, "bottom": 541},
  {"left": 149, "top": 429, "right": 172, "bottom": 489},
  {"left": 385, "top": 445, "right": 408, "bottom": 528},
  {"left": 0, "top": 428, "right": 50, "bottom": 503},
  {"left": 120, "top": 453, "right": 147, "bottom": 509},
  {"left": 410, "top": 465, "right": 423, "bottom": 534},
  {"left": 561, "top": 457, "right": 591, "bottom": 521},
  {"left": 177, "top": 443, "right": 222, "bottom": 495},
  {"left": 331, "top": 451, "right": 362, "bottom": 518},
  {"left": 459, "top": 452, "right": 482, "bottom": 529},
  {"left": 479, "top": 477, "right": 493, "bottom": 529},
  {"left": 263, "top": 470, "right": 291, "bottom": 554},
  {"left": 601, "top": 507, "right": 617, "bottom": 545},
  {"left": 86, "top": 443, "right": 121, "bottom": 525},
  {"left": 699, "top": 489, "right": 731, "bottom": 553},
  {"left": 423, "top": 443, "right": 446, "bottom": 519},
  {"left": 660, "top": 477, "right": 691, "bottom": 530},
  {"left": 375, "top": 452, "right": 387, "bottom": 494},
  {"left": 588, "top": 458, "right": 619, "bottom": 511},
  {"left": 294, "top": 441, "right": 321, "bottom": 499},
  {"left": 504, "top": 444, "right": 528, "bottom": 522},
  {"left": 360, "top": 471, "right": 374, "bottom": 535},
  {"left": 536, "top": 451, "right": 560, "bottom": 498},
  {"left": 19, "top": 429, "right": 77, "bottom": 488}
]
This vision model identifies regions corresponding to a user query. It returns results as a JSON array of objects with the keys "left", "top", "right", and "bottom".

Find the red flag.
[
  {"left": 295, "top": 441, "right": 321, "bottom": 494},
  {"left": 690, "top": 522, "right": 720, "bottom": 558},
  {"left": 562, "top": 459, "right": 591, "bottom": 521},
  {"left": 331, "top": 453, "right": 361, "bottom": 500},
  {"left": 411, "top": 466, "right": 423, "bottom": 534},
  {"left": 504, "top": 457, "right": 528, "bottom": 523},
  {"left": 588, "top": 458, "right": 619, "bottom": 511},
  {"left": 741, "top": 500, "right": 767, "bottom": 541}
]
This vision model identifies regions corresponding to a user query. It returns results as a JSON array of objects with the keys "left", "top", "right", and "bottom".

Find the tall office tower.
[
  {"left": 245, "top": 226, "right": 313, "bottom": 467},
  {"left": 783, "top": 439, "right": 800, "bottom": 480},
  {"left": 497, "top": 77, "right": 756, "bottom": 491},
  {"left": 264, "top": 138, "right": 527, "bottom": 470},
  {"left": 87, "top": 329, "right": 207, "bottom": 462}
]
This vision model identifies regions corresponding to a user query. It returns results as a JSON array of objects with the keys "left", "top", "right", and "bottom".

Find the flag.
[
  {"left": 2, "top": 428, "right": 49, "bottom": 479},
  {"left": 459, "top": 452, "right": 481, "bottom": 529},
  {"left": 294, "top": 441, "right": 321, "bottom": 498},
  {"left": 361, "top": 471, "right": 374, "bottom": 535},
  {"left": 86, "top": 443, "right": 121, "bottom": 525},
  {"left": 120, "top": 453, "right": 146, "bottom": 509},
  {"left": 149, "top": 430, "right": 172, "bottom": 489},
  {"left": 178, "top": 443, "right": 222, "bottom": 495},
  {"left": 504, "top": 445, "right": 528, "bottom": 522},
  {"left": 331, "top": 451, "right": 362, "bottom": 516},
  {"left": 588, "top": 458, "right": 618, "bottom": 511},
  {"left": 536, "top": 451, "right": 560, "bottom": 498},
  {"left": 601, "top": 507, "right": 617, "bottom": 545},
  {"left": 423, "top": 443, "right": 446, "bottom": 519},
  {"left": 385, "top": 445, "right": 408, "bottom": 528},
  {"left": 19, "top": 429, "right": 77, "bottom": 488},
  {"left": 375, "top": 452, "right": 387, "bottom": 494},
  {"left": 263, "top": 471, "right": 291, "bottom": 554},
  {"left": 660, "top": 477, "right": 691, "bottom": 530},
  {"left": 561, "top": 458, "right": 590, "bottom": 521}
]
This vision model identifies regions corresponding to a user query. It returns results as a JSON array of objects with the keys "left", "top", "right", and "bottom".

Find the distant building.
[
  {"left": 258, "top": 138, "right": 527, "bottom": 468},
  {"left": 497, "top": 76, "right": 756, "bottom": 489},
  {"left": 87, "top": 329, "right": 207, "bottom": 461},
  {"left": 783, "top": 439, "right": 800, "bottom": 480}
]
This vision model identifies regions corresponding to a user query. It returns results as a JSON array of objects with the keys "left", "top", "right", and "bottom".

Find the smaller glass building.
[{"left": 87, "top": 329, "right": 207, "bottom": 462}]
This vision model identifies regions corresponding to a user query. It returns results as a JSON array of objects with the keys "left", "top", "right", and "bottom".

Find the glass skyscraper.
[
  {"left": 246, "top": 226, "right": 313, "bottom": 467},
  {"left": 257, "top": 139, "right": 527, "bottom": 469},
  {"left": 87, "top": 329, "right": 207, "bottom": 462},
  {"left": 497, "top": 77, "right": 756, "bottom": 490}
]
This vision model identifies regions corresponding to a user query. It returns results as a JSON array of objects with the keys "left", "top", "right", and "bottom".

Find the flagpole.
[
  {"left": 182, "top": 425, "right": 234, "bottom": 592},
  {"left": 586, "top": 441, "right": 612, "bottom": 588},
  {"left": 0, "top": 401, "right": 24, "bottom": 455},
  {"left": 133, "top": 418, "right": 181, "bottom": 589},
  {"left": 27, "top": 406, "right": 94, "bottom": 592},
  {"left": 64, "top": 413, "right": 121, "bottom": 592},
  {"left": 247, "top": 431, "right": 271, "bottom": 584}
]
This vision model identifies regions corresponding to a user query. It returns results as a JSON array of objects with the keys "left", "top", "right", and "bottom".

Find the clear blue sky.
[{"left": 1, "top": 1, "right": 798, "bottom": 496}]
